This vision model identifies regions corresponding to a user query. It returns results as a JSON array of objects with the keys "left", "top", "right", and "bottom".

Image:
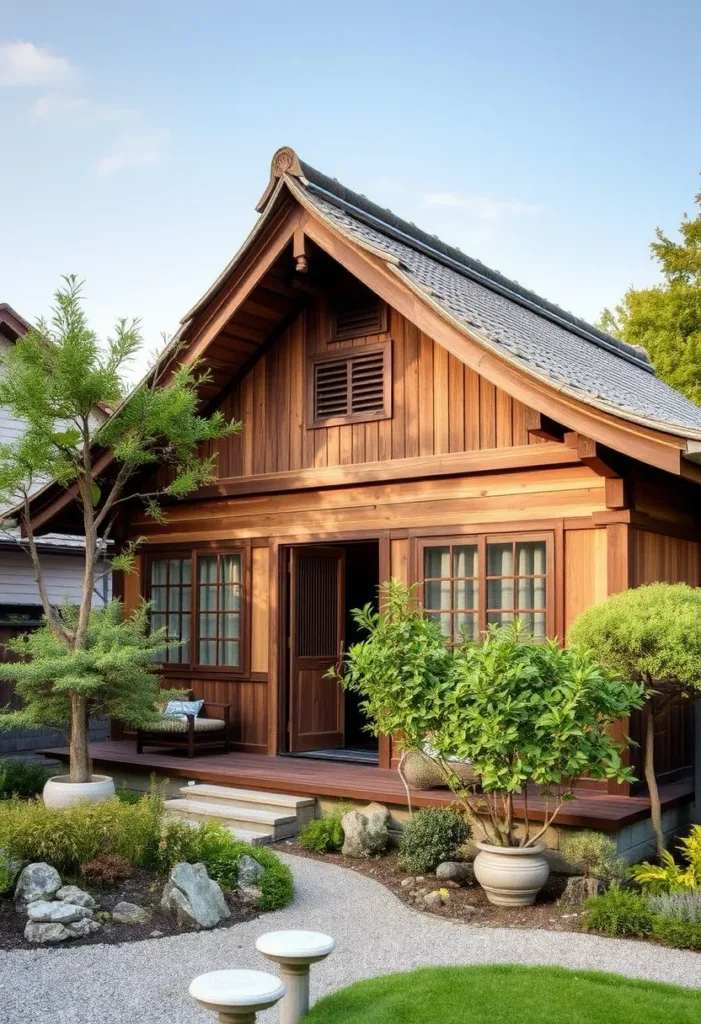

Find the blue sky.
[{"left": 1, "top": 1, "right": 700, "bottom": 372}]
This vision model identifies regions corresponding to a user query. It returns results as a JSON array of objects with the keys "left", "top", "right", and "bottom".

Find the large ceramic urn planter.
[
  {"left": 473, "top": 840, "right": 550, "bottom": 906},
  {"left": 43, "top": 774, "right": 115, "bottom": 809}
]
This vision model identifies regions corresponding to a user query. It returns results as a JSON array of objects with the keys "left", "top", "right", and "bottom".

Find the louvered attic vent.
[
  {"left": 309, "top": 341, "right": 392, "bottom": 427},
  {"left": 331, "top": 295, "right": 388, "bottom": 341}
]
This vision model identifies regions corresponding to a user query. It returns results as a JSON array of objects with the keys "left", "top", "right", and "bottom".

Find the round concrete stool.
[
  {"left": 256, "top": 930, "right": 335, "bottom": 1024},
  {"left": 189, "top": 969, "right": 285, "bottom": 1024}
]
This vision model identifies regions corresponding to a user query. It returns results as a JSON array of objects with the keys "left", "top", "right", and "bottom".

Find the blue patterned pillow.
[{"left": 164, "top": 699, "right": 204, "bottom": 721}]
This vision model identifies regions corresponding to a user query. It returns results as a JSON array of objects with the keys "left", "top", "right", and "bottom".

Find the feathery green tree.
[
  {"left": 599, "top": 185, "right": 701, "bottom": 404},
  {"left": 0, "top": 276, "right": 239, "bottom": 783}
]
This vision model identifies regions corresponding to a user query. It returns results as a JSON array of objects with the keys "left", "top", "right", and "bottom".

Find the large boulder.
[
  {"left": 112, "top": 901, "right": 151, "bottom": 925},
  {"left": 14, "top": 863, "right": 62, "bottom": 907},
  {"left": 26, "top": 900, "right": 93, "bottom": 924},
  {"left": 161, "top": 862, "right": 230, "bottom": 929},
  {"left": 341, "top": 804, "right": 390, "bottom": 858},
  {"left": 56, "top": 885, "right": 96, "bottom": 909}
]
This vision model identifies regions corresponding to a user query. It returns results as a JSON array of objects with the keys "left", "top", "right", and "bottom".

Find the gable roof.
[
  {"left": 0, "top": 303, "right": 32, "bottom": 344},
  {"left": 275, "top": 155, "right": 701, "bottom": 440}
]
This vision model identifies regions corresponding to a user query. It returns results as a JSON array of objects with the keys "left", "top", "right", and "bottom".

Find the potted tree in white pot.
[
  {"left": 0, "top": 277, "right": 237, "bottom": 804},
  {"left": 430, "top": 622, "right": 645, "bottom": 905}
]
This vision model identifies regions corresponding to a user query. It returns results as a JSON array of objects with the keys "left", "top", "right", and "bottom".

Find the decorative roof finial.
[{"left": 256, "top": 146, "right": 304, "bottom": 212}]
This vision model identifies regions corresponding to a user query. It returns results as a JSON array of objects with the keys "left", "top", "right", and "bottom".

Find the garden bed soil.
[
  {"left": 282, "top": 842, "right": 584, "bottom": 932},
  {"left": 0, "top": 868, "right": 258, "bottom": 949}
]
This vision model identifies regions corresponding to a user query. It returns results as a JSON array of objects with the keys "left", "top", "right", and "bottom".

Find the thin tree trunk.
[
  {"left": 645, "top": 708, "right": 665, "bottom": 860},
  {"left": 397, "top": 751, "right": 414, "bottom": 818},
  {"left": 69, "top": 693, "right": 92, "bottom": 783}
]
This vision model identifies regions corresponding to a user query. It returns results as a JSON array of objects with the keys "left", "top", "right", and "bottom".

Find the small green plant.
[
  {"left": 647, "top": 891, "right": 701, "bottom": 922},
  {"left": 81, "top": 854, "right": 134, "bottom": 886},
  {"left": 651, "top": 917, "right": 701, "bottom": 950},
  {"left": 560, "top": 830, "right": 626, "bottom": 882},
  {"left": 583, "top": 884, "right": 653, "bottom": 937},
  {"left": 0, "top": 758, "right": 51, "bottom": 800},
  {"left": 299, "top": 817, "right": 344, "bottom": 854},
  {"left": 629, "top": 826, "right": 701, "bottom": 894},
  {"left": 115, "top": 785, "right": 143, "bottom": 805},
  {"left": 398, "top": 808, "right": 471, "bottom": 875},
  {"left": 0, "top": 861, "right": 15, "bottom": 894}
]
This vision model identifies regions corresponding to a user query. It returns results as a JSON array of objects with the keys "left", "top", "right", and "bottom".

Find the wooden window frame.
[
  {"left": 307, "top": 340, "right": 392, "bottom": 428},
  {"left": 418, "top": 530, "right": 555, "bottom": 640},
  {"left": 143, "top": 541, "right": 251, "bottom": 678}
]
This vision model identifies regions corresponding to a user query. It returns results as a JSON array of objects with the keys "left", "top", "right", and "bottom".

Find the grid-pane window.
[
  {"left": 197, "top": 554, "right": 242, "bottom": 666},
  {"left": 421, "top": 536, "right": 550, "bottom": 643},
  {"left": 150, "top": 557, "right": 191, "bottom": 663},
  {"left": 423, "top": 543, "right": 479, "bottom": 643},
  {"left": 486, "top": 540, "right": 547, "bottom": 640}
]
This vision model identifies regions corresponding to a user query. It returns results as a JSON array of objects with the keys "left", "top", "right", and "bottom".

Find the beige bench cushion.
[{"left": 145, "top": 717, "right": 226, "bottom": 734}]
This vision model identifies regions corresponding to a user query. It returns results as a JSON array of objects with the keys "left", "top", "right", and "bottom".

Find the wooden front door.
[{"left": 288, "top": 546, "right": 345, "bottom": 752}]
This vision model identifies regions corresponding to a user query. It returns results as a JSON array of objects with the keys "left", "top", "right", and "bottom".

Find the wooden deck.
[{"left": 41, "top": 739, "right": 694, "bottom": 832}]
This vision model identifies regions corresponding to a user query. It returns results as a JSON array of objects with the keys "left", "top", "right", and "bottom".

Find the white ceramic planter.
[
  {"left": 43, "top": 774, "right": 115, "bottom": 809},
  {"left": 473, "top": 840, "right": 550, "bottom": 906}
]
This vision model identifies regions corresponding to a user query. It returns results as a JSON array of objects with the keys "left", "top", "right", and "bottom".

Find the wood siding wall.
[{"left": 199, "top": 303, "right": 542, "bottom": 479}]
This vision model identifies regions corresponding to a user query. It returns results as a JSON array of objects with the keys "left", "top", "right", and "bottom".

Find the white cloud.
[
  {"left": 31, "top": 91, "right": 131, "bottom": 124},
  {"left": 423, "top": 191, "right": 542, "bottom": 222},
  {"left": 0, "top": 41, "right": 75, "bottom": 87},
  {"left": 96, "top": 129, "right": 170, "bottom": 174}
]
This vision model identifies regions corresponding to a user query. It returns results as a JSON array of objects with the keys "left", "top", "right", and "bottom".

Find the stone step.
[
  {"left": 178, "top": 783, "right": 315, "bottom": 819},
  {"left": 164, "top": 798, "right": 299, "bottom": 839}
]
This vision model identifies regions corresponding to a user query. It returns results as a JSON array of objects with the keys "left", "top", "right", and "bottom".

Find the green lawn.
[{"left": 303, "top": 965, "right": 701, "bottom": 1023}]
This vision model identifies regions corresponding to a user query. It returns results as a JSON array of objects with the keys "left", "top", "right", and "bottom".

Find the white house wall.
[{"left": 0, "top": 549, "right": 110, "bottom": 607}]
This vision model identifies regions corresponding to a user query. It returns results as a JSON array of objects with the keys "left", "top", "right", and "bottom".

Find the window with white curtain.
[{"left": 421, "top": 535, "right": 550, "bottom": 643}]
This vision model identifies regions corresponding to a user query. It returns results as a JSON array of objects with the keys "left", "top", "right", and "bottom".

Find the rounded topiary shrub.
[{"left": 398, "top": 808, "right": 471, "bottom": 874}]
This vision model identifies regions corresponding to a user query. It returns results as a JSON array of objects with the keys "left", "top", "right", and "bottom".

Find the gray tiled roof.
[{"left": 299, "top": 183, "right": 701, "bottom": 438}]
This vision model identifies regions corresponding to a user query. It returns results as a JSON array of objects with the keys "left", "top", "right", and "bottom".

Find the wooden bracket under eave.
[
  {"left": 523, "top": 408, "right": 566, "bottom": 442},
  {"left": 564, "top": 432, "right": 627, "bottom": 508},
  {"left": 293, "top": 228, "right": 308, "bottom": 273}
]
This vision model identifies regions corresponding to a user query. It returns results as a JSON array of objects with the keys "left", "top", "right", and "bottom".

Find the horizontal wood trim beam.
[{"left": 187, "top": 442, "right": 583, "bottom": 501}]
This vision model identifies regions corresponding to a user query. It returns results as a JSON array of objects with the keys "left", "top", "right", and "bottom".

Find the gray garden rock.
[
  {"left": 237, "top": 854, "right": 264, "bottom": 888},
  {"left": 112, "top": 901, "right": 151, "bottom": 925},
  {"left": 66, "top": 918, "right": 102, "bottom": 938},
  {"left": 0, "top": 849, "right": 23, "bottom": 889},
  {"left": 436, "top": 861, "right": 475, "bottom": 886},
  {"left": 160, "top": 862, "right": 230, "bottom": 929},
  {"left": 26, "top": 900, "right": 93, "bottom": 924},
  {"left": 558, "top": 876, "right": 604, "bottom": 907},
  {"left": 14, "top": 863, "right": 62, "bottom": 906},
  {"left": 24, "top": 921, "right": 72, "bottom": 944},
  {"left": 341, "top": 804, "right": 390, "bottom": 858},
  {"left": 56, "top": 885, "right": 96, "bottom": 909}
]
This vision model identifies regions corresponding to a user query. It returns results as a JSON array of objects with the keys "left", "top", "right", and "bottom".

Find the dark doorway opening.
[{"left": 283, "top": 539, "right": 380, "bottom": 765}]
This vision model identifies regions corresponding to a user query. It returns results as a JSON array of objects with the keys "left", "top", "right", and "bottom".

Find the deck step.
[
  {"left": 178, "top": 783, "right": 315, "bottom": 817},
  {"left": 164, "top": 797, "right": 302, "bottom": 839}
]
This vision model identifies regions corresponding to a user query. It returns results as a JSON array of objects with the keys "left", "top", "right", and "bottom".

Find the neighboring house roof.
[
  {"left": 285, "top": 158, "right": 701, "bottom": 439},
  {"left": 0, "top": 303, "right": 32, "bottom": 344}
]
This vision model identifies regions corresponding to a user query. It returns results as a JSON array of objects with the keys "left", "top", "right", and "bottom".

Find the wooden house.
[{"left": 36, "top": 148, "right": 701, "bottom": 854}]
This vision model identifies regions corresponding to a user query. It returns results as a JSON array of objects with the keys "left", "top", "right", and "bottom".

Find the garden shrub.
[
  {"left": 583, "top": 884, "right": 653, "bottom": 937},
  {"left": 0, "top": 862, "right": 15, "bottom": 894},
  {"left": 298, "top": 805, "right": 351, "bottom": 854},
  {"left": 0, "top": 758, "right": 51, "bottom": 800},
  {"left": 647, "top": 891, "right": 701, "bottom": 923},
  {"left": 629, "top": 825, "right": 701, "bottom": 893},
  {"left": 651, "top": 916, "right": 701, "bottom": 950},
  {"left": 81, "top": 854, "right": 134, "bottom": 886},
  {"left": 398, "top": 808, "right": 471, "bottom": 874},
  {"left": 560, "top": 830, "right": 626, "bottom": 882}
]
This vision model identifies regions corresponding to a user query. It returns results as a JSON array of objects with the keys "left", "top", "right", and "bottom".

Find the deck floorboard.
[{"left": 40, "top": 740, "right": 693, "bottom": 832}]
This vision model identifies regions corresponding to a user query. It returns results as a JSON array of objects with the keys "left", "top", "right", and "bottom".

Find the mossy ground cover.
[{"left": 303, "top": 965, "right": 701, "bottom": 1024}]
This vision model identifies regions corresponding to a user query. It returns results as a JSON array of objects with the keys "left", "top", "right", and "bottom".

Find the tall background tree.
[
  {"left": 599, "top": 184, "right": 701, "bottom": 404},
  {"left": 0, "top": 277, "right": 238, "bottom": 783}
]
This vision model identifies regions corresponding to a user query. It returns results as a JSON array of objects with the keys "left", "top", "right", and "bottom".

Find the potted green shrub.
[
  {"left": 0, "top": 278, "right": 237, "bottom": 803},
  {"left": 428, "top": 623, "right": 645, "bottom": 905}
]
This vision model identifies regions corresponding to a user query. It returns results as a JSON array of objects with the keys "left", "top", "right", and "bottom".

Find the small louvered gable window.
[
  {"left": 308, "top": 342, "right": 392, "bottom": 427},
  {"left": 331, "top": 295, "right": 387, "bottom": 341}
]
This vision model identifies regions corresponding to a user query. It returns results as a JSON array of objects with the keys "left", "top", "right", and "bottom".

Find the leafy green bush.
[
  {"left": 298, "top": 816, "right": 344, "bottom": 854},
  {"left": 560, "top": 830, "right": 626, "bottom": 882},
  {"left": 399, "top": 808, "right": 471, "bottom": 874},
  {"left": 647, "top": 891, "right": 701, "bottom": 922},
  {"left": 651, "top": 916, "right": 701, "bottom": 950},
  {"left": 630, "top": 826, "right": 701, "bottom": 893},
  {"left": 583, "top": 884, "right": 654, "bottom": 937},
  {"left": 115, "top": 785, "right": 144, "bottom": 805},
  {"left": 0, "top": 758, "right": 51, "bottom": 800}
]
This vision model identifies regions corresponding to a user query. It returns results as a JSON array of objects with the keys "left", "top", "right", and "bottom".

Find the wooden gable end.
[{"left": 199, "top": 292, "right": 545, "bottom": 482}]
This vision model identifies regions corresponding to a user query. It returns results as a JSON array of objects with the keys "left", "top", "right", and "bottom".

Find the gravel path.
[{"left": 1, "top": 852, "right": 699, "bottom": 1023}]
